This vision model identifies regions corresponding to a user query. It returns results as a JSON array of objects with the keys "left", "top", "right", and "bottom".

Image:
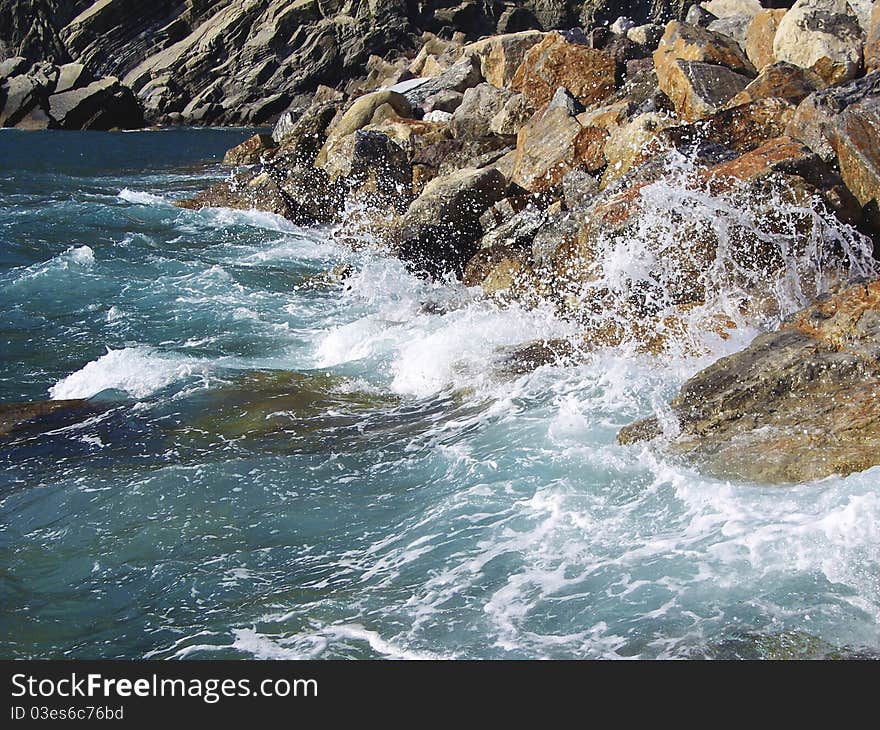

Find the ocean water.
[{"left": 1, "top": 128, "right": 878, "bottom": 660}]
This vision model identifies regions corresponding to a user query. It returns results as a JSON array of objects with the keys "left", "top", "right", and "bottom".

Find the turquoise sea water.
[{"left": 1, "top": 128, "right": 878, "bottom": 659}]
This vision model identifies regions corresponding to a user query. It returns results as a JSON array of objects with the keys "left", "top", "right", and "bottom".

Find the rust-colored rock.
[
  {"left": 745, "top": 9, "right": 787, "bottom": 71},
  {"left": 223, "top": 133, "right": 276, "bottom": 166},
  {"left": 664, "top": 98, "right": 796, "bottom": 154},
  {"left": 464, "top": 31, "right": 545, "bottom": 89},
  {"left": 511, "top": 31, "right": 617, "bottom": 110},
  {"left": 867, "top": 2, "right": 880, "bottom": 74},
  {"left": 835, "top": 97, "right": 880, "bottom": 210},
  {"left": 726, "top": 62, "right": 826, "bottom": 108},
  {"left": 511, "top": 99, "right": 627, "bottom": 192}
]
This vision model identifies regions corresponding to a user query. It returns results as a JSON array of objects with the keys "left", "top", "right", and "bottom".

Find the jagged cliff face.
[{"left": 0, "top": 0, "right": 701, "bottom": 125}]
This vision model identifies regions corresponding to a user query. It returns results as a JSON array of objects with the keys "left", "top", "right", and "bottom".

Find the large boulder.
[
  {"left": 46, "top": 76, "right": 143, "bottom": 129},
  {"left": 315, "top": 90, "right": 412, "bottom": 167},
  {"left": 866, "top": 3, "right": 880, "bottom": 74},
  {"left": 391, "top": 166, "right": 507, "bottom": 277},
  {"left": 619, "top": 278, "right": 880, "bottom": 483},
  {"left": 511, "top": 92, "right": 626, "bottom": 192},
  {"left": 223, "top": 133, "right": 277, "bottom": 166},
  {"left": 653, "top": 21, "right": 756, "bottom": 79},
  {"left": 656, "top": 59, "right": 752, "bottom": 120},
  {"left": 463, "top": 30, "right": 545, "bottom": 89},
  {"left": 451, "top": 83, "right": 514, "bottom": 139},
  {"left": 772, "top": 0, "right": 865, "bottom": 85},
  {"left": 786, "top": 70, "right": 880, "bottom": 163},
  {"left": 510, "top": 30, "right": 618, "bottom": 110}
]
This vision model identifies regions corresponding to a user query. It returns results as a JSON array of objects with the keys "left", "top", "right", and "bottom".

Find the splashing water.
[{"left": 0, "top": 130, "right": 878, "bottom": 660}]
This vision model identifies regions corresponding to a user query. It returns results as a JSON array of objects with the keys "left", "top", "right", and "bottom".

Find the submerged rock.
[
  {"left": 0, "top": 399, "right": 100, "bottom": 439},
  {"left": 619, "top": 278, "right": 880, "bottom": 483}
]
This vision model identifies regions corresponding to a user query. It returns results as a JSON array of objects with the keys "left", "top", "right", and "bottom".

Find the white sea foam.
[
  {"left": 118, "top": 188, "right": 167, "bottom": 206},
  {"left": 49, "top": 346, "right": 208, "bottom": 400}
]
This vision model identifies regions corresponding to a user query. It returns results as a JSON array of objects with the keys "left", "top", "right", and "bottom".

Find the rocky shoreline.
[{"left": 6, "top": 0, "right": 880, "bottom": 485}]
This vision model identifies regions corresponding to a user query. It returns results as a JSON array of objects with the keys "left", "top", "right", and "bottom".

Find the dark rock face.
[
  {"left": 0, "top": 57, "right": 143, "bottom": 129},
  {"left": 1, "top": 0, "right": 704, "bottom": 126},
  {"left": 619, "top": 279, "right": 880, "bottom": 483}
]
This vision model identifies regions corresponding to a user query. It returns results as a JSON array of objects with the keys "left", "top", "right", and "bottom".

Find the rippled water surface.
[{"left": 1, "top": 129, "right": 878, "bottom": 659}]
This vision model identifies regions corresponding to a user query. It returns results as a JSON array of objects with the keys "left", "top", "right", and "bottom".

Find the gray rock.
[
  {"left": 403, "top": 55, "right": 483, "bottom": 111},
  {"left": 452, "top": 83, "right": 514, "bottom": 139}
]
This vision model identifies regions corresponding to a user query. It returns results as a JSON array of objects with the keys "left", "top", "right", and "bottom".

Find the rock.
[
  {"left": 773, "top": 0, "right": 865, "bottom": 85},
  {"left": 511, "top": 97, "right": 625, "bottom": 192},
  {"left": 462, "top": 245, "right": 535, "bottom": 298},
  {"left": 510, "top": 30, "right": 618, "bottom": 111},
  {"left": 55, "top": 62, "right": 91, "bottom": 93},
  {"left": 601, "top": 111, "right": 676, "bottom": 187},
  {"left": 622, "top": 279, "right": 880, "bottom": 483},
  {"left": 392, "top": 166, "right": 507, "bottom": 277},
  {"left": 745, "top": 9, "right": 787, "bottom": 71},
  {"left": 786, "top": 70, "right": 880, "bottom": 162},
  {"left": 223, "top": 133, "right": 277, "bottom": 166},
  {"left": 479, "top": 202, "right": 548, "bottom": 250},
  {"left": 495, "top": 6, "right": 542, "bottom": 34},
  {"left": 685, "top": 5, "right": 718, "bottom": 27},
  {"left": 320, "top": 129, "right": 412, "bottom": 208},
  {"left": 271, "top": 99, "right": 341, "bottom": 166},
  {"left": 627, "top": 23, "right": 663, "bottom": 48},
  {"left": 0, "top": 74, "right": 41, "bottom": 127},
  {"left": 176, "top": 167, "right": 295, "bottom": 219},
  {"left": 611, "top": 16, "right": 636, "bottom": 35},
  {"left": 423, "top": 110, "right": 453, "bottom": 122},
  {"left": 401, "top": 55, "right": 483, "bottom": 110},
  {"left": 315, "top": 90, "right": 411, "bottom": 167},
  {"left": 656, "top": 58, "right": 752, "bottom": 121},
  {"left": 463, "top": 30, "right": 545, "bottom": 89},
  {"left": 0, "top": 399, "right": 98, "bottom": 439},
  {"left": 451, "top": 83, "right": 514, "bottom": 139},
  {"left": 0, "top": 56, "right": 29, "bottom": 79},
  {"left": 707, "top": 15, "right": 752, "bottom": 49},
  {"left": 489, "top": 93, "right": 534, "bottom": 136},
  {"left": 867, "top": 3, "right": 880, "bottom": 74},
  {"left": 46, "top": 76, "right": 143, "bottom": 129},
  {"left": 422, "top": 89, "right": 464, "bottom": 114},
  {"left": 834, "top": 97, "right": 880, "bottom": 212},
  {"left": 653, "top": 21, "right": 756, "bottom": 79},
  {"left": 493, "top": 338, "right": 577, "bottom": 376},
  {"left": 700, "top": 0, "right": 762, "bottom": 18},
  {"left": 664, "top": 97, "right": 796, "bottom": 154},
  {"left": 726, "top": 62, "right": 826, "bottom": 107}
]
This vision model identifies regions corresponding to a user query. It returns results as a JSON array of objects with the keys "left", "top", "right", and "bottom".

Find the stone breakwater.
[{"left": 178, "top": 0, "right": 880, "bottom": 484}]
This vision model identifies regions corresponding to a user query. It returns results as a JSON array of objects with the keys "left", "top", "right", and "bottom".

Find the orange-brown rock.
[
  {"left": 511, "top": 99, "right": 627, "bottom": 192},
  {"left": 462, "top": 245, "right": 536, "bottom": 298},
  {"left": 619, "top": 279, "right": 880, "bottom": 483},
  {"left": 745, "top": 9, "right": 787, "bottom": 71},
  {"left": 653, "top": 21, "right": 756, "bottom": 79},
  {"left": 510, "top": 31, "right": 617, "bottom": 110},
  {"left": 835, "top": 98, "right": 880, "bottom": 211},
  {"left": 223, "top": 133, "right": 277, "bottom": 166},
  {"left": 867, "top": 3, "right": 880, "bottom": 74},
  {"left": 786, "top": 70, "right": 880, "bottom": 164},
  {"left": 726, "top": 62, "right": 826, "bottom": 108},
  {"left": 464, "top": 31, "right": 545, "bottom": 89},
  {"left": 663, "top": 98, "right": 796, "bottom": 154},
  {"left": 656, "top": 59, "right": 752, "bottom": 121}
]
